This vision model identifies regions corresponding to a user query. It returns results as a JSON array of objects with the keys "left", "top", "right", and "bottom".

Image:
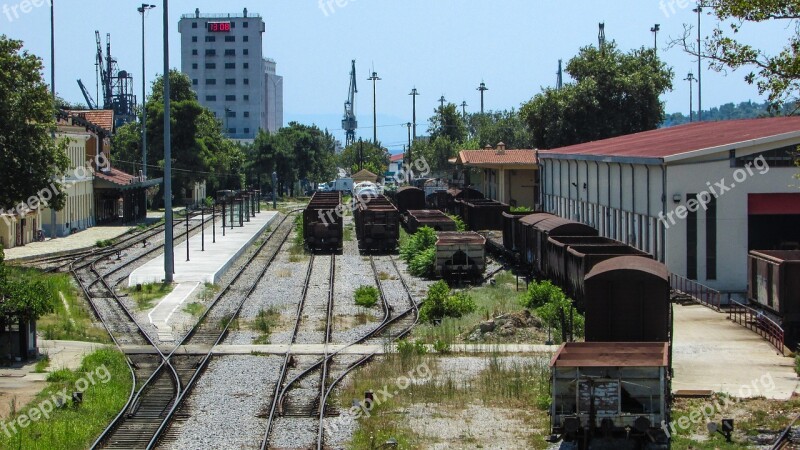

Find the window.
[
  {"left": 230, "top": 22, "right": 236, "bottom": 28},
  {"left": 192, "top": 49, "right": 198, "bottom": 56},
  {"left": 206, "top": 78, "right": 216, "bottom": 85},
  {"left": 243, "top": 111, "right": 250, "bottom": 118},
  {"left": 243, "top": 78, "right": 249, "bottom": 85},
  {"left": 192, "top": 63, "right": 198, "bottom": 69},
  {"left": 192, "top": 22, "right": 198, "bottom": 28},
  {"left": 733, "top": 145, "right": 798, "bottom": 168},
  {"left": 243, "top": 95, "right": 249, "bottom": 101},
  {"left": 226, "top": 110, "right": 236, "bottom": 117},
  {"left": 243, "top": 21, "right": 249, "bottom": 28},
  {"left": 206, "top": 95, "right": 217, "bottom": 101},
  {"left": 192, "top": 79, "right": 198, "bottom": 85},
  {"left": 228, "top": 128, "right": 236, "bottom": 134},
  {"left": 225, "top": 78, "right": 236, "bottom": 85},
  {"left": 192, "top": 36, "right": 198, "bottom": 42},
  {"left": 243, "top": 49, "right": 249, "bottom": 56},
  {"left": 225, "top": 35, "right": 235, "bottom": 42},
  {"left": 706, "top": 196, "right": 717, "bottom": 280},
  {"left": 225, "top": 63, "right": 235, "bottom": 69},
  {"left": 243, "top": 63, "right": 249, "bottom": 69},
  {"left": 205, "top": 36, "right": 216, "bottom": 42},
  {"left": 205, "top": 63, "right": 216, "bottom": 69},
  {"left": 205, "top": 49, "right": 216, "bottom": 56},
  {"left": 225, "top": 49, "right": 235, "bottom": 56},
  {"left": 686, "top": 193, "right": 698, "bottom": 280},
  {"left": 243, "top": 35, "right": 249, "bottom": 42},
  {"left": 225, "top": 95, "right": 236, "bottom": 101},
  {"left": 244, "top": 128, "right": 250, "bottom": 134}
]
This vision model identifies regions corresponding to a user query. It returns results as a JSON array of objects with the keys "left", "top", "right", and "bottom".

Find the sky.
[{"left": 1, "top": 0, "right": 791, "bottom": 153}]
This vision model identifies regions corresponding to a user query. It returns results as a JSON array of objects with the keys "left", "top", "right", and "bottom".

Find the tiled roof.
[
  {"left": 67, "top": 110, "right": 114, "bottom": 133},
  {"left": 458, "top": 149, "right": 538, "bottom": 166},
  {"left": 541, "top": 117, "right": 800, "bottom": 161},
  {"left": 95, "top": 168, "right": 136, "bottom": 186},
  {"left": 390, "top": 153, "right": 405, "bottom": 162}
]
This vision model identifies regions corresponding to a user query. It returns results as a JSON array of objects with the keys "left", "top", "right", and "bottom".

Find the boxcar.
[
  {"left": 550, "top": 342, "right": 670, "bottom": 450},
  {"left": 748, "top": 250, "right": 800, "bottom": 347},
  {"left": 395, "top": 187, "right": 426, "bottom": 215},
  {"left": 583, "top": 256, "right": 670, "bottom": 343},
  {"left": 303, "top": 192, "right": 343, "bottom": 252},
  {"left": 566, "top": 245, "right": 652, "bottom": 306},
  {"left": 525, "top": 217, "right": 598, "bottom": 276},
  {"left": 354, "top": 195, "right": 401, "bottom": 252},
  {"left": 455, "top": 199, "right": 509, "bottom": 231},
  {"left": 517, "top": 213, "right": 556, "bottom": 265},
  {"left": 501, "top": 212, "right": 532, "bottom": 252},
  {"left": 544, "top": 236, "right": 622, "bottom": 286},
  {"left": 435, "top": 231, "right": 486, "bottom": 278},
  {"left": 406, "top": 209, "right": 457, "bottom": 233}
]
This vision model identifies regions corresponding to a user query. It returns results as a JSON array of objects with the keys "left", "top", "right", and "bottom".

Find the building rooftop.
[
  {"left": 390, "top": 153, "right": 405, "bottom": 163},
  {"left": 539, "top": 117, "right": 800, "bottom": 163},
  {"left": 457, "top": 143, "right": 538, "bottom": 166},
  {"left": 66, "top": 110, "right": 114, "bottom": 134},
  {"left": 550, "top": 342, "right": 670, "bottom": 368}
]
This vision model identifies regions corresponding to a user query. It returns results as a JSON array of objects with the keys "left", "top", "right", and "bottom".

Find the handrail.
[
  {"left": 669, "top": 273, "right": 721, "bottom": 311},
  {"left": 728, "top": 299, "right": 785, "bottom": 355}
]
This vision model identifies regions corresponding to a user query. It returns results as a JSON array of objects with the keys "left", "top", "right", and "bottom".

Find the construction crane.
[
  {"left": 342, "top": 60, "right": 358, "bottom": 148},
  {"left": 76, "top": 79, "right": 98, "bottom": 110}
]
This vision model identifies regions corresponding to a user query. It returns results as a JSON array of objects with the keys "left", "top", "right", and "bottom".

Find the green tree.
[
  {"left": 466, "top": 109, "right": 536, "bottom": 149},
  {"left": 411, "top": 136, "right": 459, "bottom": 174},
  {"left": 338, "top": 140, "right": 389, "bottom": 176},
  {"left": 521, "top": 43, "right": 673, "bottom": 149},
  {"left": 677, "top": 1, "right": 800, "bottom": 112},
  {"left": 429, "top": 103, "right": 468, "bottom": 144},
  {"left": 0, "top": 36, "right": 69, "bottom": 212},
  {"left": 0, "top": 247, "right": 55, "bottom": 328}
]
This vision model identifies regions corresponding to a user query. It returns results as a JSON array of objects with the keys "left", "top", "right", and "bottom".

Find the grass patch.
[
  {"left": 183, "top": 302, "right": 205, "bottom": 317},
  {"left": 9, "top": 268, "right": 111, "bottom": 344},
  {"left": 252, "top": 307, "right": 280, "bottom": 344},
  {"left": 343, "top": 223, "right": 354, "bottom": 242},
  {"left": 122, "top": 283, "right": 174, "bottom": 310},
  {"left": 0, "top": 348, "right": 132, "bottom": 450},
  {"left": 34, "top": 355, "right": 50, "bottom": 373},
  {"left": 354, "top": 285, "right": 379, "bottom": 309},
  {"left": 336, "top": 352, "right": 552, "bottom": 449},
  {"left": 94, "top": 239, "right": 113, "bottom": 248}
]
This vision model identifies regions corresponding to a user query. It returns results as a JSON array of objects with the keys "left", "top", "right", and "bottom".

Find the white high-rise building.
[{"left": 178, "top": 8, "right": 283, "bottom": 140}]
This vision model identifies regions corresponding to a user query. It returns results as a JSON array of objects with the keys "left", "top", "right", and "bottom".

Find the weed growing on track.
[
  {"left": 0, "top": 348, "right": 132, "bottom": 450},
  {"left": 123, "top": 282, "right": 174, "bottom": 310},
  {"left": 183, "top": 302, "right": 205, "bottom": 317},
  {"left": 252, "top": 307, "right": 280, "bottom": 344}
]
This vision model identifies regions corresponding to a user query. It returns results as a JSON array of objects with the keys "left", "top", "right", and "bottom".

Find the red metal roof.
[
  {"left": 748, "top": 193, "right": 800, "bottom": 215},
  {"left": 541, "top": 117, "right": 800, "bottom": 160},
  {"left": 67, "top": 110, "right": 114, "bottom": 133},
  {"left": 550, "top": 342, "right": 669, "bottom": 368},
  {"left": 458, "top": 149, "right": 538, "bottom": 166}
]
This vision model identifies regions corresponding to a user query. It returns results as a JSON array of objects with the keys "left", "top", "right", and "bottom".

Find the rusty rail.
[
  {"left": 728, "top": 300, "right": 785, "bottom": 355},
  {"left": 670, "top": 273, "right": 721, "bottom": 311}
]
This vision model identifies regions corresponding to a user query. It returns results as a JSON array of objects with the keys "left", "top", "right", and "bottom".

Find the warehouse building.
[
  {"left": 538, "top": 118, "right": 800, "bottom": 295},
  {"left": 455, "top": 143, "right": 540, "bottom": 210}
]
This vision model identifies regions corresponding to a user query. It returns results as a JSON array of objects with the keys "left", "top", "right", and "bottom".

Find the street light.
[
  {"left": 163, "top": 0, "right": 174, "bottom": 281},
  {"left": 138, "top": 4, "right": 156, "bottom": 179},
  {"left": 409, "top": 87, "right": 419, "bottom": 142},
  {"left": 438, "top": 95, "right": 446, "bottom": 110},
  {"left": 477, "top": 82, "right": 488, "bottom": 114},
  {"left": 650, "top": 24, "right": 660, "bottom": 53},
  {"left": 368, "top": 71, "right": 381, "bottom": 144},
  {"left": 693, "top": 5, "right": 703, "bottom": 121}
]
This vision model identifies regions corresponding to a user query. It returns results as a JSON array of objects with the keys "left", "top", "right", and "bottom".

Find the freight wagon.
[
  {"left": 394, "top": 186, "right": 426, "bottom": 215},
  {"left": 354, "top": 195, "right": 400, "bottom": 252},
  {"left": 434, "top": 231, "right": 486, "bottom": 278},
  {"left": 748, "top": 250, "right": 800, "bottom": 348},
  {"left": 303, "top": 192, "right": 343, "bottom": 252},
  {"left": 405, "top": 210, "right": 457, "bottom": 233}
]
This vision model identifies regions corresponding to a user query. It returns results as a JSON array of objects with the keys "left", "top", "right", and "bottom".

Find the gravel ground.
[
  {"left": 159, "top": 355, "right": 282, "bottom": 450},
  {"left": 294, "top": 254, "right": 333, "bottom": 344},
  {"left": 331, "top": 253, "right": 382, "bottom": 344}
]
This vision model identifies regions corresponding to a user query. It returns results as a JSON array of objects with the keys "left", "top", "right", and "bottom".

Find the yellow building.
[{"left": 455, "top": 143, "right": 540, "bottom": 209}]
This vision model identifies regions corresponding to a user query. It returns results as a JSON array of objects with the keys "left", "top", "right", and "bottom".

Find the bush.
[
  {"left": 354, "top": 285, "right": 379, "bottom": 308},
  {"left": 535, "top": 297, "right": 585, "bottom": 339},
  {"left": 400, "top": 226, "right": 437, "bottom": 263},
  {"left": 510, "top": 206, "right": 533, "bottom": 213},
  {"left": 447, "top": 214, "right": 467, "bottom": 232},
  {"left": 293, "top": 214, "right": 304, "bottom": 247},
  {"left": 419, "top": 281, "right": 476, "bottom": 324},
  {"left": 520, "top": 279, "right": 565, "bottom": 309},
  {"left": 397, "top": 339, "right": 428, "bottom": 357},
  {"left": 433, "top": 339, "right": 451, "bottom": 354},
  {"left": 408, "top": 247, "right": 436, "bottom": 277}
]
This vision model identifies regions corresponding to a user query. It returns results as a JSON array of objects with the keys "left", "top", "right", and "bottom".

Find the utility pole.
[
  {"left": 651, "top": 24, "right": 660, "bottom": 53},
  {"left": 460, "top": 101, "right": 468, "bottom": 117},
  {"left": 685, "top": 73, "right": 697, "bottom": 122},
  {"left": 163, "top": 0, "right": 174, "bottom": 281},
  {"left": 693, "top": 5, "right": 703, "bottom": 121},
  {"left": 439, "top": 95, "right": 446, "bottom": 111},
  {"left": 368, "top": 71, "right": 381, "bottom": 144},
  {"left": 50, "top": 0, "right": 57, "bottom": 238},
  {"left": 477, "top": 82, "right": 488, "bottom": 114},
  {"left": 598, "top": 22, "right": 606, "bottom": 50},
  {"left": 358, "top": 138, "right": 364, "bottom": 171},
  {"left": 409, "top": 87, "right": 419, "bottom": 142},
  {"left": 138, "top": 4, "right": 155, "bottom": 179},
  {"left": 407, "top": 122, "right": 412, "bottom": 151}
]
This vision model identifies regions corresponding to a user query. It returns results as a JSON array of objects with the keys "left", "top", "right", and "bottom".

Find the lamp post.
[
  {"left": 684, "top": 73, "right": 697, "bottom": 122},
  {"left": 406, "top": 122, "right": 412, "bottom": 165},
  {"left": 409, "top": 87, "right": 419, "bottom": 142},
  {"left": 50, "top": 0, "right": 57, "bottom": 239},
  {"left": 163, "top": 0, "right": 174, "bottom": 281},
  {"left": 650, "top": 24, "right": 660, "bottom": 53},
  {"left": 477, "top": 82, "right": 488, "bottom": 114},
  {"left": 461, "top": 101, "right": 468, "bottom": 117},
  {"left": 438, "top": 95, "right": 446, "bottom": 111},
  {"left": 693, "top": 5, "right": 703, "bottom": 121},
  {"left": 368, "top": 71, "right": 381, "bottom": 144},
  {"left": 138, "top": 4, "right": 156, "bottom": 178}
]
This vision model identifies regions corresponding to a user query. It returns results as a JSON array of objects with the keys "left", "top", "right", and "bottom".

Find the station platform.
[
  {"left": 128, "top": 211, "right": 277, "bottom": 286},
  {"left": 4, "top": 225, "right": 135, "bottom": 261},
  {"left": 120, "top": 343, "right": 561, "bottom": 356}
]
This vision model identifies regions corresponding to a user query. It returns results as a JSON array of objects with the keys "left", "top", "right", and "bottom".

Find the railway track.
[
  {"left": 773, "top": 416, "right": 800, "bottom": 449},
  {"left": 94, "top": 212, "right": 298, "bottom": 449},
  {"left": 263, "top": 254, "right": 419, "bottom": 450}
]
